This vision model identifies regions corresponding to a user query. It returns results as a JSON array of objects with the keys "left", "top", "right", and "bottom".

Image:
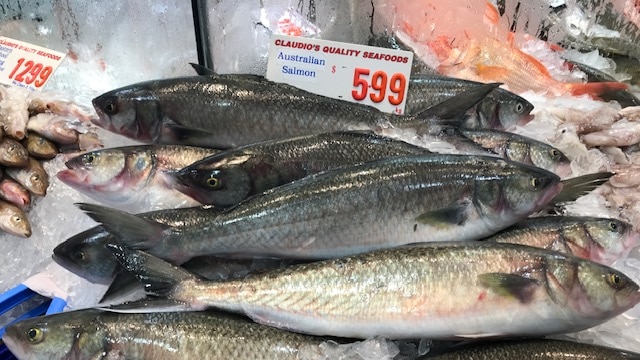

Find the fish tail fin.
[
  {"left": 552, "top": 172, "right": 613, "bottom": 204},
  {"left": 566, "top": 82, "right": 629, "bottom": 98},
  {"left": 75, "top": 203, "right": 168, "bottom": 250},
  {"left": 414, "top": 83, "right": 501, "bottom": 125},
  {"left": 99, "top": 271, "right": 143, "bottom": 305}
]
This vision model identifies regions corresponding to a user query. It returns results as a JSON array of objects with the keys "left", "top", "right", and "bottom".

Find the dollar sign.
[{"left": 331, "top": 65, "right": 336, "bottom": 73}]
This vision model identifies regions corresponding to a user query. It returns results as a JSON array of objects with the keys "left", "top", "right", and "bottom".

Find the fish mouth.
[
  {"left": 90, "top": 100, "right": 108, "bottom": 128},
  {"left": 517, "top": 114, "right": 535, "bottom": 127},
  {"left": 623, "top": 230, "right": 640, "bottom": 251},
  {"left": 536, "top": 182, "right": 564, "bottom": 208},
  {"left": 56, "top": 169, "right": 88, "bottom": 187},
  {"left": 554, "top": 162, "right": 573, "bottom": 179},
  {"left": 2, "top": 328, "right": 29, "bottom": 360}
]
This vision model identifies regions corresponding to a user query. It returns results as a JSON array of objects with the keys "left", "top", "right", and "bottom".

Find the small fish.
[
  {"left": 2, "top": 309, "right": 331, "bottom": 360},
  {"left": 27, "top": 97, "right": 94, "bottom": 123},
  {"left": 0, "top": 87, "right": 29, "bottom": 139},
  {"left": 91, "top": 74, "right": 499, "bottom": 148},
  {"left": 421, "top": 339, "right": 640, "bottom": 359},
  {"left": 22, "top": 132, "right": 58, "bottom": 159},
  {"left": 0, "top": 200, "right": 31, "bottom": 237},
  {"left": 57, "top": 145, "right": 220, "bottom": 205},
  {"left": 77, "top": 154, "right": 562, "bottom": 263},
  {"left": 26, "top": 113, "right": 79, "bottom": 145},
  {"left": 106, "top": 241, "right": 640, "bottom": 339},
  {"left": 174, "top": 131, "right": 429, "bottom": 206},
  {"left": 0, "top": 137, "right": 29, "bottom": 167},
  {"left": 486, "top": 216, "right": 640, "bottom": 265},
  {"left": 6, "top": 158, "right": 49, "bottom": 196},
  {"left": 564, "top": 59, "right": 640, "bottom": 108},
  {"left": 581, "top": 119, "right": 640, "bottom": 147},
  {"left": 0, "top": 178, "right": 31, "bottom": 210}
]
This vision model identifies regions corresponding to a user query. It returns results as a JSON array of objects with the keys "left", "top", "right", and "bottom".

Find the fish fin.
[
  {"left": 552, "top": 172, "right": 613, "bottom": 204},
  {"left": 415, "top": 205, "right": 467, "bottom": 227},
  {"left": 160, "top": 123, "right": 230, "bottom": 149},
  {"left": 484, "top": 2, "right": 500, "bottom": 25},
  {"left": 475, "top": 65, "right": 511, "bottom": 81},
  {"left": 105, "top": 243, "right": 198, "bottom": 298},
  {"left": 414, "top": 83, "right": 501, "bottom": 122},
  {"left": 478, "top": 273, "right": 539, "bottom": 303},
  {"left": 99, "top": 298, "right": 193, "bottom": 313},
  {"left": 75, "top": 203, "right": 168, "bottom": 249},
  {"left": 99, "top": 271, "right": 144, "bottom": 305},
  {"left": 567, "top": 82, "right": 629, "bottom": 98},
  {"left": 190, "top": 62, "right": 217, "bottom": 76}
]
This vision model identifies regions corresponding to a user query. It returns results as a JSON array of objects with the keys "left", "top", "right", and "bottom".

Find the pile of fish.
[{"left": 0, "top": 85, "right": 100, "bottom": 238}]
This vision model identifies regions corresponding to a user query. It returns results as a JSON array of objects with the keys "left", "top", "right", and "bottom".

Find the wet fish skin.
[
  {"left": 108, "top": 241, "right": 640, "bottom": 339},
  {"left": 79, "top": 154, "right": 561, "bottom": 263},
  {"left": 486, "top": 216, "right": 640, "bottom": 265},
  {"left": 26, "top": 113, "right": 78, "bottom": 145},
  {"left": 2, "top": 309, "right": 330, "bottom": 360},
  {"left": 0, "top": 178, "right": 31, "bottom": 209},
  {"left": 91, "top": 74, "right": 497, "bottom": 148},
  {"left": 57, "top": 144, "right": 219, "bottom": 205},
  {"left": 22, "top": 132, "right": 58, "bottom": 159},
  {"left": 0, "top": 200, "right": 31, "bottom": 237},
  {"left": 6, "top": 158, "right": 49, "bottom": 196},
  {"left": 174, "top": 131, "right": 430, "bottom": 206},
  {"left": 421, "top": 339, "right": 640, "bottom": 359},
  {"left": 0, "top": 137, "right": 29, "bottom": 167}
]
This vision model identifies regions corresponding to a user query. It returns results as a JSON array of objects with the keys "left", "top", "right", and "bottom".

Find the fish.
[
  {"left": 21, "top": 132, "right": 58, "bottom": 160},
  {"left": 56, "top": 144, "right": 220, "bottom": 205},
  {"left": 91, "top": 73, "right": 499, "bottom": 148},
  {"left": 0, "top": 137, "right": 29, "bottom": 167},
  {"left": 26, "top": 113, "right": 79, "bottom": 145},
  {"left": 0, "top": 200, "right": 31, "bottom": 237},
  {"left": 0, "top": 86, "right": 28, "bottom": 139},
  {"left": 173, "top": 131, "right": 430, "bottom": 207},
  {"left": 6, "top": 158, "right": 49, "bottom": 196},
  {"left": 439, "top": 128, "right": 572, "bottom": 176},
  {"left": 0, "top": 178, "right": 31, "bottom": 210},
  {"left": 2, "top": 309, "right": 332, "bottom": 360},
  {"left": 27, "top": 97, "right": 94, "bottom": 123},
  {"left": 77, "top": 154, "right": 562, "bottom": 263},
  {"left": 406, "top": 74, "right": 534, "bottom": 130},
  {"left": 421, "top": 339, "right": 640, "bottom": 359},
  {"left": 486, "top": 216, "right": 640, "bottom": 265},
  {"left": 106, "top": 241, "right": 640, "bottom": 339}
]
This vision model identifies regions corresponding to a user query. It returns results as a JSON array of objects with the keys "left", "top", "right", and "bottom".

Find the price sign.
[
  {"left": 266, "top": 35, "right": 413, "bottom": 114},
  {"left": 0, "top": 37, "right": 66, "bottom": 91}
]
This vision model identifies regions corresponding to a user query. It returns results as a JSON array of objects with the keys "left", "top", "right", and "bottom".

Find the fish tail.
[
  {"left": 75, "top": 202, "right": 168, "bottom": 250},
  {"left": 552, "top": 172, "right": 613, "bottom": 205},
  {"left": 566, "top": 82, "right": 629, "bottom": 98}
]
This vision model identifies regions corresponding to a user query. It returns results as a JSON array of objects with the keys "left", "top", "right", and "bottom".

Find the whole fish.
[
  {"left": 2, "top": 309, "right": 332, "bottom": 360},
  {"left": 26, "top": 113, "right": 79, "bottom": 145},
  {"left": 22, "top": 132, "right": 58, "bottom": 159},
  {"left": 0, "top": 137, "right": 29, "bottom": 167},
  {"left": 0, "top": 178, "right": 31, "bottom": 209},
  {"left": 56, "top": 145, "right": 220, "bottom": 205},
  {"left": 486, "top": 216, "right": 640, "bottom": 265},
  {"left": 6, "top": 158, "right": 49, "bottom": 196},
  {"left": 107, "top": 241, "right": 640, "bottom": 339},
  {"left": 91, "top": 74, "right": 499, "bottom": 148},
  {"left": 0, "top": 86, "right": 28, "bottom": 139},
  {"left": 174, "top": 131, "right": 430, "bottom": 206},
  {"left": 0, "top": 200, "right": 31, "bottom": 237},
  {"left": 421, "top": 339, "right": 640, "bottom": 359},
  {"left": 78, "top": 154, "right": 561, "bottom": 262},
  {"left": 406, "top": 74, "right": 534, "bottom": 130}
]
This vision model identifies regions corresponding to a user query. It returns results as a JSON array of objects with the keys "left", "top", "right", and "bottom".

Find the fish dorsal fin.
[
  {"left": 190, "top": 62, "right": 217, "bottom": 76},
  {"left": 414, "top": 83, "right": 501, "bottom": 121},
  {"left": 478, "top": 273, "right": 539, "bottom": 303}
]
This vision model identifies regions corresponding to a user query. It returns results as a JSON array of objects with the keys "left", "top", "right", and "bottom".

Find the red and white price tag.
[
  {"left": 266, "top": 35, "right": 413, "bottom": 115},
  {"left": 0, "top": 36, "right": 66, "bottom": 91}
]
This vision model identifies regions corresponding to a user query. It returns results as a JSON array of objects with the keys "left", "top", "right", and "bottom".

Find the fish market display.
[
  {"left": 174, "top": 131, "right": 429, "bottom": 206},
  {"left": 485, "top": 216, "right": 640, "bottom": 265},
  {"left": 1, "top": 309, "right": 333, "bottom": 360},
  {"left": 78, "top": 154, "right": 561, "bottom": 262},
  {"left": 0, "top": 200, "right": 31, "bottom": 238},
  {"left": 6, "top": 158, "right": 49, "bottom": 196},
  {"left": 22, "top": 132, "right": 58, "bottom": 160},
  {"left": 108, "top": 241, "right": 640, "bottom": 339},
  {"left": 57, "top": 144, "right": 220, "bottom": 206},
  {"left": 0, "top": 138, "right": 29, "bottom": 167},
  {"left": 91, "top": 75, "right": 499, "bottom": 148},
  {"left": 421, "top": 339, "right": 640, "bottom": 359}
]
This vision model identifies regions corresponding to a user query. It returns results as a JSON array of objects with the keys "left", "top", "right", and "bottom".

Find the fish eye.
[
  {"left": 104, "top": 100, "right": 117, "bottom": 114},
  {"left": 606, "top": 273, "right": 626, "bottom": 289},
  {"left": 83, "top": 154, "right": 96, "bottom": 165},
  {"left": 529, "top": 177, "right": 541, "bottom": 190},
  {"left": 548, "top": 149, "right": 561, "bottom": 161},
  {"left": 515, "top": 102, "right": 524, "bottom": 114},
  {"left": 73, "top": 250, "right": 86, "bottom": 262},
  {"left": 7, "top": 145, "right": 16, "bottom": 153},
  {"left": 27, "top": 327, "right": 44, "bottom": 343},
  {"left": 608, "top": 221, "right": 619, "bottom": 232},
  {"left": 205, "top": 176, "right": 220, "bottom": 189}
]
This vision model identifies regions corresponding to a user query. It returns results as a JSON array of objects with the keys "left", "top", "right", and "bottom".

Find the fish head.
[
  {"left": 518, "top": 142, "right": 572, "bottom": 177},
  {"left": 0, "top": 202, "right": 31, "bottom": 237},
  {"left": 475, "top": 92, "right": 534, "bottom": 131},
  {"left": 52, "top": 227, "right": 119, "bottom": 284},
  {"left": 0, "top": 180, "right": 30, "bottom": 209},
  {"left": 579, "top": 218, "right": 640, "bottom": 265},
  {"left": 175, "top": 165, "right": 252, "bottom": 207},
  {"left": 0, "top": 139, "right": 29, "bottom": 167},
  {"left": 24, "top": 160, "right": 49, "bottom": 196},
  {"left": 2, "top": 310, "right": 106, "bottom": 360},
  {"left": 92, "top": 85, "right": 162, "bottom": 142},
  {"left": 25, "top": 134, "right": 58, "bottom": 158},
  {"left": 546, "top": 256, "right": 640, "bottom": 319},
  {"left": 473, "top": 162, "right": 562, "bottom": 230}
]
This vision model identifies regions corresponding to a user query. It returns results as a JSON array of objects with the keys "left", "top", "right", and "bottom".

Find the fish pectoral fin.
[
  {"left": 160, "top": 123, "right": 230, "bottom": 149},
  {"left": 478, "top": 273, "right": 539, "bottom": 303},
  {"left": 99, "top": 298, "right": 194, "bottom": 314},
  {"left": 105, "top": 243, "right": 198, "bottom": 299},
  {"left": 75, "top": 203, "right": 169, "bottom": 249},
  {"left": 414, "top": 83, "right": 501, "bottom": 122},
  {"left": 415, "top": 205, "right": 467, "bottom": 227}
]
